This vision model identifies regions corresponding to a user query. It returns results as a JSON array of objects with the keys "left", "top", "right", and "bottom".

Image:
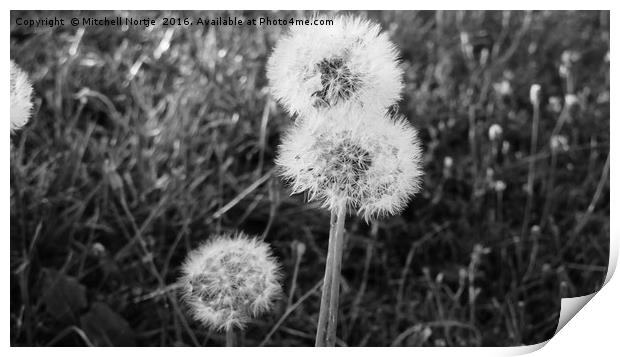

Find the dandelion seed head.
[
  {"left": 276, "top": 109, "right": 423, "bottom": 220},
  {"left": 179, "top": 233, "right": 282, "bottom": 331},
  {"left": 10, "top": 61, "right": 34, "bottom": 133},
  {"left": 267, "top": 16, "right": 403, "bottom": 117}
]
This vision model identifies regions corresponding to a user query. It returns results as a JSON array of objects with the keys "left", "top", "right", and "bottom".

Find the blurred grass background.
[{"left": 10, "top": 10, "right": 609, "bottom": 347}]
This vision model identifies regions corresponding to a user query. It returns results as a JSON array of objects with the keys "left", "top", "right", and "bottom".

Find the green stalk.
[{"left": 315, "top": 202, "right": 346, "bottom": 347}]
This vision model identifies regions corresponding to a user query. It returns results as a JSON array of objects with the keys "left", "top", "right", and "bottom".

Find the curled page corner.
[
  {"left": 511, "top": 235, "right": 616, "bottom": 354},
  {"left": 552, "top": 235, "right": 614, "bottom": 336},
  {"left": 552, "top": 222, "right": 617, "bottom": 336},
  {"left": 555, "top": 293, "right": 596, "bottom": 334},
  {"left": 505, "top": 293, "right": 598, "bottom": 355},
  {"left": 504, "top": 340, "right": 548, "bottom": 355},
  {"left": 604, "top": 232, "right": 618, "bottom": 285}
]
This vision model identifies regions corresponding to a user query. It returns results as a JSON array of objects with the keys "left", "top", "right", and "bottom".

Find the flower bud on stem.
[{"left": 521, "top": 84, "right": 541, "bottom": 254}]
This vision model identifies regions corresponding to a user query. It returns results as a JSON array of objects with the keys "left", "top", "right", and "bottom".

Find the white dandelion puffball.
[
  {"left": 267, "top": 16, "right": 403, "bottom": 117},
  {"left": 276, "top": 109, "right": 423, "bottom": 220},
  {"left": 10, "top": 61, "right": 34, "bottom": 133},
  {"left": 179, "top": 233, "right": 282, "bottom": 331}
]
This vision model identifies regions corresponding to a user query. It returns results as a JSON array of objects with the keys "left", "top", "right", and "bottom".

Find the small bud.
[
  {"left": 494, "top": 180, "right": 506, "bottom": 192},
  {"left": 422, "top": 327, "right": 432, "bottom": 340},
  {"left": 486, "top": 168, "right": 494, "bottom": 180},
  {"left": 488, "top": 124, "right": 503, "bottom": 141},
  {"left": 479, "top": 48, "right": 489, "bottom": 66},
  {"left": 530, "top": 84, "right": 541, "bottom": 106},
  {"left": 460, "top": 32, "right": 473, "bottom": 60},
  {"left": 548, "top": 96, "right": 562, "bottom": 113},
  {"left": 558, "top": 64, "right": 568, "bottom": 78},
  {"left": 561, "top": 50, "right": 580, "bottom": 65},
  {"left": 459, "top": 268, "right": 468, "bottom": 280},
  {"left": 564, "top": 94, "right": 579, "bottom": 108},
  {"left": 443, "top": 156, "right": 453, "bottom": 169},
  {"left": 550, "top": 135, "right": 569, "bottom": 152},
  {"left": 493, "top": 80, "right": 512, "bottom": 97},
  {"left": 295, "top": 241, "right": 306, "bottom": 257},
  {"left": 91, "top": 242, "right": 106, "bottom": 257},
  {"left": 473, "top": 244, "right": 490, "bottom": 255},
  {"left": 443, "top": 156, "right": 453, "bottom": 178},
  {"left": 502, "top": 141, "right": 510, "bottom": 155},
  {"left": 435, "top": 273, "right": 444, "bottom": 284}
]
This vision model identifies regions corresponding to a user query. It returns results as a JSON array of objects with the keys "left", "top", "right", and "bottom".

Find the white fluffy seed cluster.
[
  {"left": 269, "top": 15, "right": 424, "bottom": 219},
  {"left": 10, "top": 60, "right": 34, "bottom": 133},
  {"left": 267, "top": 16, "right": 403, "bottom": 117},
  {"left": 277, "top": 110, "right": 423, "bottom": 220},
  {"left": 179, "top": 233, "right": 282, "bottom": 331}
]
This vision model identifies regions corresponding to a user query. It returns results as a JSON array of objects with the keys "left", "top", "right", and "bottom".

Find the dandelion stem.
[
  {"left": 225, "top": 327, "right": 236, "bottom": 347},
  {"left": 561, "top": 152, "right": 610, "bottom": 254},
  {"left": 315, "top": 211, "right": 337, "bottom": 346},
  {"left": 287, "top": 242, "right": 303, "bottom": 308},
  {"left": 468, "top": 104, "right": 478, "bottom": 181},
  {"left": 315, "top": 202, "right": 346, "bottom": 347},
  {"left": 521, "top": 99, "right": 540, "bottom": 245},
  {"left": 326, "top": 203, "right": 346, "bottom": 346},
  {"left": 539, "top": 149, "right": 558, "bottom": 230}
]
